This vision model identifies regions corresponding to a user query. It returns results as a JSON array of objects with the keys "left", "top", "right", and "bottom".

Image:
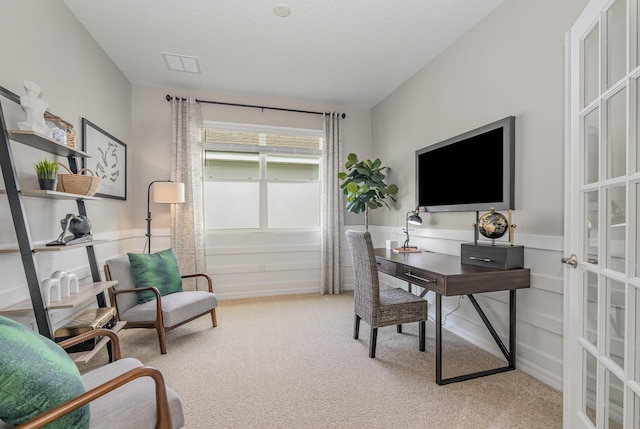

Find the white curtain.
[
  {"left": 321, "top": 112, "right": 344, "bottom": 295},
  {"left": 170, "top": 96, "right": 206, "bottom": 290}
]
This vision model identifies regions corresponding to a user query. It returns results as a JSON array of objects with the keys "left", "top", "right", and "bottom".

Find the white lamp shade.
[{"left": 153, "top": 182, "right": 185, "bottom": 203}]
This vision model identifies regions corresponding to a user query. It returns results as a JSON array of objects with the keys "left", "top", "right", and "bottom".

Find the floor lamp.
[
  {"left": 403, "top": 208, "right": 423, "bottom": 250},
  {"left": 146, "top": 180, "right": 185, "bottom": 253}
]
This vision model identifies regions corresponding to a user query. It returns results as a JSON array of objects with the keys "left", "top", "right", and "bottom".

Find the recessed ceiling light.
[
  {"left": 162, "top": 52, "right": 201, "bottom": 74},
  {"left": 273, "top": 4, "right": 291, "bottom": 17}
]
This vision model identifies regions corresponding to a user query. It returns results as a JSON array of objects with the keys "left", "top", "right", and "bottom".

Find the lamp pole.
[{"left": 146, "top": 180, "right": 173, "bottom": 253}]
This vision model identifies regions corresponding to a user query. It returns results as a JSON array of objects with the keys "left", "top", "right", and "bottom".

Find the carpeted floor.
[{"left": 79, "top": 292, "right": 563, "bottom": 429}]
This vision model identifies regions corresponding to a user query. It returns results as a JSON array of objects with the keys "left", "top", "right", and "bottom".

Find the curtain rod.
[{"left": 165, "top": 95, "right": 345, "bottom": 119}]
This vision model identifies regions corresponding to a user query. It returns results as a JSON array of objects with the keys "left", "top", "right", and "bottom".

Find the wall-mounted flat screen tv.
[{"left": 416, "top": 116, "right": 515, "bottom": 212}]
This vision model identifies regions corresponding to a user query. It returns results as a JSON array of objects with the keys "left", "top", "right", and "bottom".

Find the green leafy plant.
[
  {"left": 337, "top": 153, "right": 399, "bottom": 230},
  {"left": 34, "top": 159, "right": 59, "bottom": 180}
]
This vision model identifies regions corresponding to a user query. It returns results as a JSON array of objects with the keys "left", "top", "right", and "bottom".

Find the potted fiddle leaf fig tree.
[
  {"left": 337, "top": 153, "right": 399, "bottom": 230},
  {"left": 34, "top": 159, "right": 59, "bottom": 191}
]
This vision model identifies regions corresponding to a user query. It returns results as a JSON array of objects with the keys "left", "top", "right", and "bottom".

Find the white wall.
[
  {"left": 368, "top": 0, "right": 589, "bottom": 390},
  {"left": 0, "top": 0, "right": 136, "bottom": 329}
]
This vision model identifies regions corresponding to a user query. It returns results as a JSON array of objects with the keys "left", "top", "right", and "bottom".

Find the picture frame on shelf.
[{"left": 82, "top": 118, "right": 127, "bottom": 200}]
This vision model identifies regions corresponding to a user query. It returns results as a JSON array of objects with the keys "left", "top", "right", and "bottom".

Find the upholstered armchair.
[
  {"left": 104, "top": 250, "right": 218, "bottom": 354},
  {"left": 0, "top": 316, "right": 183, "bottom": 429},
  {"left": 345, "top": 230, "right": 429, "bottom": 358}
]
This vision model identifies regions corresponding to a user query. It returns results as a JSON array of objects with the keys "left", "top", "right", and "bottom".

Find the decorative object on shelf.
[
  {"left": 145, "top": 180, "right": 185, "bottom": 253},
  {"left": 82, "top": 118, "right": 127, "bottom": 200},
  {"left": 16, "top": 80, "right": 52, "bottom": 138},
  {"left": 34, "top": 158, "right": 59, "bottom": 190},
  {"left": 44, "top": 113, "right": 77, "bottom": 148},
  {"left": 41, "top": 270, "right": 80, "bottom": 305},
  {"left": 56, "top": 163, "right": 102, "bottom": 196},
  {"left": 41, "top": 277, "right": 61, "bottom": 305},
  {"left": 49, "top": 270, "right": 80, "bottom": 298},
  {"left": 54, "top": 307, "right": 117, "bottom": 353},
  {"left": 402, "top": 207, "right": 422, "bottom": 250},
  {"left": 337, "top": 152, "right": 398, "bottom": 231},
  {"left": 47, "top": 213, "right": 93, "bottom": 246},
  {"left": 472, "top": 207, "right": 517, "bottom": 246}
]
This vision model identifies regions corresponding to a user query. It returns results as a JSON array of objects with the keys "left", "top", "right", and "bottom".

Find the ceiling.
[{"left": 63, "top": 0, "right": 505, "bottom": 108}]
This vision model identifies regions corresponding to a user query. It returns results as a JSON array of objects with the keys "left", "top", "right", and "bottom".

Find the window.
[{"left": 203, "top": 122, "right": 322, "bottom": 230}]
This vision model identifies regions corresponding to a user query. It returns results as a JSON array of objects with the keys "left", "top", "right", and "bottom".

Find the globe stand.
[
  {"left": 472, "top": 208, "right": 517, "bottom": 246},
  {"left": 463, "top": 208, "right": 523, "bottom": 270}
]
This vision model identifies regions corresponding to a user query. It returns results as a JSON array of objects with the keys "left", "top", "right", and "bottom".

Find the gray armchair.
[
  {"left": 104, "top": 255, "right": 218, "bottom": 354},
  {"left": 4, "top": 328, "right": 184, "bottom": 429},
  {"left": 345, "top": 230, "right": 429, "bottom": 358}
]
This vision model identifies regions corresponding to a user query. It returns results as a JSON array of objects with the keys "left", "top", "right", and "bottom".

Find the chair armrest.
[
  {"left": 110, "top": 287, "right": 164, "bottom": 325},
  {"left": 181, "top": 273, "right": 214, "bottom": 293},
  {"left": 111, "top": 286, "right": 161, "bottom": 299},
  {"left": 57, "top": 328, "right": 122, "bottom": 361},
  {"left": 15, "top": 366, "right": 173, "bottom": 429}
]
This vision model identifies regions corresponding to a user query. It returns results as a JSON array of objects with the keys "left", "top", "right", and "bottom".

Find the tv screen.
[{"left": 416, "top": 116, "right": 515, "bottom": 212}]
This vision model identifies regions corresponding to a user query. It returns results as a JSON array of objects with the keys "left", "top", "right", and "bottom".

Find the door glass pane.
[
  {"left": 605, "top": 368, "right": 624, "bottom": 429},
  {"left": 637, "top": 183, "right": 640, "bottom": 277},
  {"left": 637, "top": 79, "right": 640, "bottom": 173},
  {"left": 583, "top": 348, "right": 598, "bottom": 426},
  {"left": 585, "top": 190, "right": 599, "bottom": 264},
  {"left": 584, "top": 23, "right": 600, "bottom": 107},
  {"left": 267, "top": 182, "right": 320, "bottom": 228},
  {"left": 606, "top": 88, "right": 626, "bottom": 179},
  {"left": 606, "top": 185, "right": 626, "bottom": 271},
  {"left": 634, "top": 390, "right": 640, "bottom": 428},
  {"left": 606, "top": 278, "right": 626, "bottom": 369},
  {"left": 585, "top": 108, "right": 600, "bottom": 184},
  {"left": 606, "top": 0, "right": 627, "bottom": 89},
  {"left": 585, "top": 271, "right": 598, "bottom": 346},
  {"left": 204, "top": 181, "right": 260, "bottom": 229},
  {"left": 635, "top": 285, "right": 640, "bottom": 383}
]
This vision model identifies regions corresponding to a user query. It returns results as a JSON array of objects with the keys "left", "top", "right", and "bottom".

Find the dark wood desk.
[{"left": 374, "top": 249, "right": 530, "bottom": 385}]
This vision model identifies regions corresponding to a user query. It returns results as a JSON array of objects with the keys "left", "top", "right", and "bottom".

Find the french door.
[{"left": 565, "top": 0, "right": 640, "bottom": 428}]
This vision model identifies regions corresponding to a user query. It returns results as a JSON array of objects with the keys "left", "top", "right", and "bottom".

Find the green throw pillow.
[
  {"left": 0, "top": 315, "right": 89, "bottom": 428},
  {"left": 128, "top": 248, "right": 184, "bottom": 304}
]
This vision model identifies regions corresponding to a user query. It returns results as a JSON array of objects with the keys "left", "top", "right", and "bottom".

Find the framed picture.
[{"left": 82, "top": 118, "right": 127, "bottom": 200}]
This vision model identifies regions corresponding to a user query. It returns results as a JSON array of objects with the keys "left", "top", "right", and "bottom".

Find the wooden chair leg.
[
  {"left": 353, "top": 314, "right": 361, "bottom": 339},
  {"left": 210, "top": 308, "right": 218, "bottom": 327},
  {"left": 369, "top": 328, "right": 377, "bottom": 358},
  {"left": 397, "top": 324, "right": 402, "bottom": 333},
  {"left": 419, "top": 320, "right": 426, "bottom": 352},
  {"left": 157, "top": 326, "right": 167, "bottom": 355}
]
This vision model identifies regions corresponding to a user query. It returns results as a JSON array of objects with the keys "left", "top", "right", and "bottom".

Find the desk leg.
[
  {"left": 435, "top": 293, "right": 442, "bottom": 385},
  {"left": 436, "top": 290, "right": 517, "bottom": 385}
]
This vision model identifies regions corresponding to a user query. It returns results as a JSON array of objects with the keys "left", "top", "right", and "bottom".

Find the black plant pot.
[{"left": 38, "top": 178, "right": 57, "bottom": 191}]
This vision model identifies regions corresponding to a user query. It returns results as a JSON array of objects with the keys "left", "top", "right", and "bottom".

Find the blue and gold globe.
[{"left": 477, "top": 210, "right": 508, "bottom": 240}]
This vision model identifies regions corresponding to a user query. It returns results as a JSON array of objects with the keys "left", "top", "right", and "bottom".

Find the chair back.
[
  {"left": 104, "top": 255, "right": 139, "bottom": 314},
  {"left": 345, "top": 230, "right": 380, "bottom": 319}
]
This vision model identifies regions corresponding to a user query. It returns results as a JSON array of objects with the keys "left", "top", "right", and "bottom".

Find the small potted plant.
[{"left": 34, "top": 159, "right": 59, "bottom": 190}]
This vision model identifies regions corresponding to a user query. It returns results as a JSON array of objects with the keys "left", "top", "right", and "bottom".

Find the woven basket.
[{"left": 56, "top": 164, "right": 102, "bottom": 196}]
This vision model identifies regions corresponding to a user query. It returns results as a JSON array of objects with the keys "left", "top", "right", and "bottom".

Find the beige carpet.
[{"left": 79, "top": 292, "right": 563, "bottom": 429}]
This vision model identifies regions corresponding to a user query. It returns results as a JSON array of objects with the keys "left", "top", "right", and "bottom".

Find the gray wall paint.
[{"left": 370, "top": 0, "right": 589, "bottom": 237}]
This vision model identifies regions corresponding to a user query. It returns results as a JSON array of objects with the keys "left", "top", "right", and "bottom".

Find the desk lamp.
[
  {"left": 146, "top": 180, "right": 185, "bottom": 253},
  {"left": 403, "top": 208, "right": 422, "bottom": 250}
]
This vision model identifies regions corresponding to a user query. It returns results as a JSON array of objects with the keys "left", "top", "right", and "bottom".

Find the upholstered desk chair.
[
  {"left": 104, "top": 251, "right": 218, "bottom": 354},
  {"left": 0, "top": 317, "right": 183, "bottom": 429},
  {"left": 345, "top": 230, "right": 429, "bottom": 358}
]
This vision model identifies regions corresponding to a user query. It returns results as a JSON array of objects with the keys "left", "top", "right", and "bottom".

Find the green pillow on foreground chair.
[{"left": 0, "top": 315, "right": 184, "bottom": 428}]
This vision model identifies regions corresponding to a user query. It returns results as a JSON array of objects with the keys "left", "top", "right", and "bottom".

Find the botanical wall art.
[{"left": 82, "top": 118, "right": 127, "bottom": 200}]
